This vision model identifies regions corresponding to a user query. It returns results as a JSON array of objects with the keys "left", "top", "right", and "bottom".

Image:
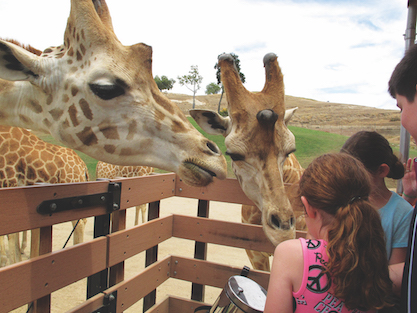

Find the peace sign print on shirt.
[
  {"left": 307, "top": 264, "right": 331, "bottom": 294},
  {"left": 306, "top": 239, "right": 321, "bottom": 250}
]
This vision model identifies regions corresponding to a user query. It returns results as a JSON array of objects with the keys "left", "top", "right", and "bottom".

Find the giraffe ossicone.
[
  {"left": 191, "top": 53, "right": 298, "bottom": 247},
  {"left": 0, "top": 0, "right": 226, "bottom": 187}
]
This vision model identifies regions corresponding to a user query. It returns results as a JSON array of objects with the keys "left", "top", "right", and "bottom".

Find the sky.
[{"left": 0, "top": 0, "right": 411, "bottom": 110}]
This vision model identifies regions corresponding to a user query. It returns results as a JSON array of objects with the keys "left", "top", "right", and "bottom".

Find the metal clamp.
[
  {"left": 92, "top": 291, "right": 117, "bottom": 313},
  {"left": 37, "top": 182, "right": 122, "bottom": 215}
]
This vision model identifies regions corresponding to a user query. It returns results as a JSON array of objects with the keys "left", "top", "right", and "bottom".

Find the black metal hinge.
[{"left": 36, "top": 181, "right": 122, "bottom": 215}]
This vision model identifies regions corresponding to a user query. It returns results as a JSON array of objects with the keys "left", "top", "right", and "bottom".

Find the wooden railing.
[{"left": 0, "top": 173, "right": 306, "bottom": 313}]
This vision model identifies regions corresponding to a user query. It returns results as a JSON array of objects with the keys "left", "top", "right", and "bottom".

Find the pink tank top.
[{"left": 292, "top": 238, "right": 373, "bottom": 313}]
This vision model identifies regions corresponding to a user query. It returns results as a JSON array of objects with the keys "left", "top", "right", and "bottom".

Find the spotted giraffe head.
[
  {"left": 0, "top": 0, "right": 226, "bottom": 187},
  {"left": 191, "top": 53, "right": 297, "bottom": 245}
]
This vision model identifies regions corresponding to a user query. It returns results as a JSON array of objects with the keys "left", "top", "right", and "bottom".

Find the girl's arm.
[
  {"left": 264, "top": 240, "right": 303, "bottom": 313},
  {"left": 389, "top": 247, "right": 407, "bottom": 265},
  {"left": 389, "top": 262, "right": 404, "bottom": 297}
]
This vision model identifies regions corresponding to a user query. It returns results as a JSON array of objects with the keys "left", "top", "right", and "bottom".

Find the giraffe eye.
[
  {"left": 89, "top": 83, "right": 125, "bottom": 100},
  {"left": 226, "top": 151, "right": 245, "bottom": 162}
]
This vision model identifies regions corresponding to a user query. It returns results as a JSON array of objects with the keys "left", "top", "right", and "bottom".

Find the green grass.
[
  {"left": 36, "top": 120, "right": 417, "bottom": 184},
  {"left": 289, "top": 126, "right": 349, "bottom": 168}
]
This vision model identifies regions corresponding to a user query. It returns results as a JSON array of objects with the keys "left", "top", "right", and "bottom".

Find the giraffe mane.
[{"left": 0, "top": 38, "right": 42, "bottom": 56}]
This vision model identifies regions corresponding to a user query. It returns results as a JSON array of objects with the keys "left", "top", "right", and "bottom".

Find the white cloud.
[{"left": 0, "top": 0, "right": 410, "bottom": 110}]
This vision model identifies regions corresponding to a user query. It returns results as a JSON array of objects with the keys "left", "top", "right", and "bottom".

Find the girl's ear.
[
  {"left": 301, "top": 196, "right": 317, "bottom": 218},
  {"left": 377, "top": 164, "right": 390, "bottom": 178}
]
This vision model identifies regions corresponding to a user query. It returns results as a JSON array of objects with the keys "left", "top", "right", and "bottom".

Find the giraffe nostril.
[
  {"left": 271, "top": 214, "right": 281, "bottom": 229},
  {"left": 270, "top": 214, "right": 295, "bottom": 231},
  {"left": 206, "top": 141, "right": 220, "bottom": 155}
]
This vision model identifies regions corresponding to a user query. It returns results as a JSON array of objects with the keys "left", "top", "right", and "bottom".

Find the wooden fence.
[{"left": 0, "top": 173, "right": 306, "bottom": 312}]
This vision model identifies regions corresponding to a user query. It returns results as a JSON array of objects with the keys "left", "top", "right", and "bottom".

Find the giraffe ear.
[
  {"left": 189, "top": 109, "right": 231, "bottom": 137},
  {"left": 0, "top": 40, "right": 44, "bottom": 82},
  {"left": 284, "top": 107, "right": 298, "bottom": 125}
]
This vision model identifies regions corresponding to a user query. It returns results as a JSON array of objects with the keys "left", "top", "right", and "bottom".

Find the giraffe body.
[
  {"left": 96, "top": 161, "right": 154, "bottom": 224},
  {"left": 0, "top": 125, "right": 88, "bottom": 267},
  {"left": 191, "top": 53, "right": 298, "bottom": 247},
  {"left": 0, "top": 0, "right": 226, "bottom": 188}
]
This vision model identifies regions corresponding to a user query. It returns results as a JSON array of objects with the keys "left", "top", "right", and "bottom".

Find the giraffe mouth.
[{"left": 180, "top": 160, "right": 217, "bottom": 187}]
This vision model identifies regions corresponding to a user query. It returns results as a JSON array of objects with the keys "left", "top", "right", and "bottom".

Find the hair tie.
[{"left": 348, "top": 196, "right": 361, "bottom": 204}]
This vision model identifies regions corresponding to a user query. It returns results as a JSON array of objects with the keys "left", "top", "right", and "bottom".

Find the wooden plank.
[
  {"left": 0, "top": 237, "right": 107, "bottom": 312},
  {"left": 148, "top": 296, "right": 211, "bottom": 313},
  {"left": 0, "top": 180, "right": 110, "bottom": 235},
  {"left": 172, "top": 215, "right": 275, "bottom": 254},
  {"left": 104, "top": 256, "right": 172, "bottom": 313},
  {"left": 175, "top": 178, "right": 254, "bottom": 205},
  {"left": 147, "top": 296, "right": 170, "bottom": 313},
  {"left": 66, "top": 292, "right": 105, "bottom": 313},
  {"left": 111, "top": 173, "right": 176, "bottom": 210},
  {"left": 107, "top": 215, "right": 173, "bottom": 267},
  {"left": 171, "top": 256, "right": 270, "bottom": 290},
  {"left": 167, "top": 296, "right": 212, "bottom": 313},
  {"left": 32, "top": 225, "right": 53, "bottom": 313}
]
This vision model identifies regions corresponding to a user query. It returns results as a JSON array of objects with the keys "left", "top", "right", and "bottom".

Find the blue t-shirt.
[{"left": 379, "top": 191, "right": 414, "bottom": 260}]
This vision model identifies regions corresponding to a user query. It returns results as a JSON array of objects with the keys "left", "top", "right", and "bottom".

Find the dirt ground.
[{"left": 8, "top": 196, "right": 262, "bottom": 312}]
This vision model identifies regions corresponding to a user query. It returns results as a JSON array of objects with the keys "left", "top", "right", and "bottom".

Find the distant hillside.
[{"left": 165, "top": 93, "right": 404, "bottom": 146}]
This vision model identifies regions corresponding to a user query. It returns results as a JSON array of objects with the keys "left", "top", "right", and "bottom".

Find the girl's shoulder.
[{"left": 275, "top": 238, "right": 303, "bottom": 255}]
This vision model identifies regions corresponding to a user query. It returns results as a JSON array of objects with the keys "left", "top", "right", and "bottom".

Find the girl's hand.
[{"left": 402, "top": 158, "right": 417, "bottom": 205}]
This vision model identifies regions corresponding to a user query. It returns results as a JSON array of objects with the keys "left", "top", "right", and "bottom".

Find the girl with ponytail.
[{"left": 264, "top": 153, "right": 394, "bottom": 313}]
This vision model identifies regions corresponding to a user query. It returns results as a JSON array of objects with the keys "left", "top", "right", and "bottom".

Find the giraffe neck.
[{"left": 0, "top": 79, "right": 50, "bottom": 133}]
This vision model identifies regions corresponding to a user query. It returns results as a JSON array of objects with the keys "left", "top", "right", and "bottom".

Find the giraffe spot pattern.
[
  {"left": 79, "top": 99, "right": 93, "bottom": 120},
  {"left": 46, "top": 95, "right": 53, "bottom": 105},
  {"left": 127, "top": 120, "right": 137, "bottom": 140},
  {"left": 69, "top": 104, "right": 79, "bottom": 127},
  {"left": 18, "top": 114, "right": 32, "bottom": 125},
  {"left": 120, "top": 148, "right": 134, "bottom": 156},
  {"left": 71, "top": 86, "right": 79, "bottom": 97},
  {"left": 49, "top": 109, "right": 64, "bottom": 121},
  {"left": 99, "top": 124, "right": 119, "bottom": 140},
  {"left": 104, "top": 145, "right": 116, "bottom": 154},
  {"left": 76, "top": 127, "right": 98, "bottom": 146},
  {"left": 29, "top": 100, "right": 43, "bottom": 113}
]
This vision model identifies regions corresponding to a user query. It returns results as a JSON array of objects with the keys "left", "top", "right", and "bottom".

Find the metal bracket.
[
  {"left": 92, "top": 291, "right": 117, "bottom": 313},
  {"left": 36, "top": 182, "right": 122, "bottom": 215}
]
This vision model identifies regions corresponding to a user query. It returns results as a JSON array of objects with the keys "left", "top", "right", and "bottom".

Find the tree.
[
  {"left": 205, "top": 82, "right": 221, "bottom": 95},
  {"left": 177, "top": 65, "right": 203, "bottom": 109},
  {"left": 154, "top": 75, "right": 175, "bottom": 92},
  {"left": 214, "top": 53, "right": 246, "bottom": 113}
]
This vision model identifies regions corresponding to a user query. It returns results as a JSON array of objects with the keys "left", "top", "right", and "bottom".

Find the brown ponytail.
[{"left": 299, "top": 153, "right": 394, "bottom": 310}]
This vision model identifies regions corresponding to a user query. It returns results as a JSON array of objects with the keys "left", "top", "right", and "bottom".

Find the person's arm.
[
  {"left": 402, "top": 158, "right": 417, "bottom": 206},
  {"left": 264, "top": 240, "right": 303, "bottom": 313},
  {"left": 389, "top": 247, "right": 407, "bottom": 265},
  {"left": 389, "top": 262, "right": 404, "bottom": 297}
]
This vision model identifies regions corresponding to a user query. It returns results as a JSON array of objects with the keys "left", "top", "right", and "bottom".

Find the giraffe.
[
  {"left": 242, "top": 153, "right": 305, "bottom": 271},
  {"left": 191, "top": 53, "right": 299, "bottom": 251},
  {"left": 0, "top": 0, "right": 226, "bottom": 188},
  {"left": 95, "top": 161, "right": 154, "bottom": 225},
  {"left": 0, "top": 125, "right": 88, "bottom": 267}
]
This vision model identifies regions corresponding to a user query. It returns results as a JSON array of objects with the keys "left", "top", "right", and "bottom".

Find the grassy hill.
[{"left": 35, "top": 93, "right": 416, "bottom": 189}]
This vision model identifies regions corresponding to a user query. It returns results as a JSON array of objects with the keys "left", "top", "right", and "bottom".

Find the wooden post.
[
  {"left": 191, "top": 200, "right": 209, "bottom": 302},
  {"left": 143, "top": 201, "right": 161, "bottom": 312}
]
